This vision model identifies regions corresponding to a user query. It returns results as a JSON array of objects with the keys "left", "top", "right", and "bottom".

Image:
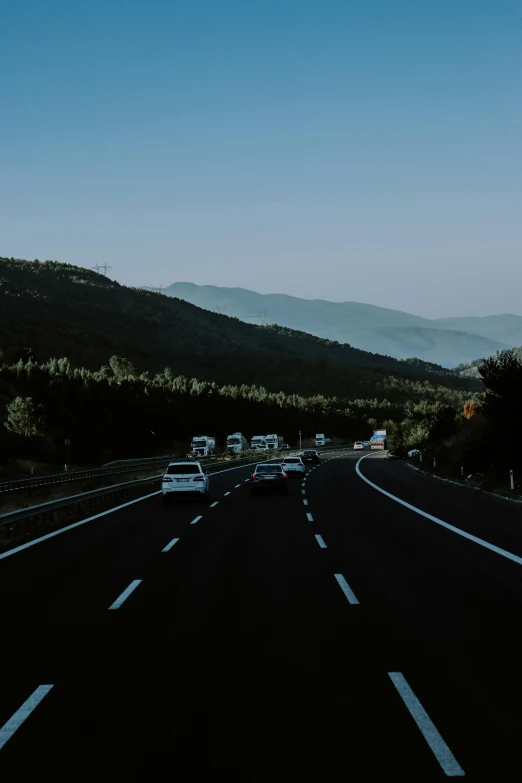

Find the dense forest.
[
  {"left": 0, "top": 258, "right": 479, "bottom": 399},
  {"left": 0, "top": 354, "right": 475, "bottom": 468}
]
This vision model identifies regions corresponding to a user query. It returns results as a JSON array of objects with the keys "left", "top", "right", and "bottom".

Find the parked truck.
[
  {"left": 315, "top": 434, "right": 332, "bottom": 447},
  {"left": 191, "top": 435, "right": 216, "bottom": 457},
  {"left": 250, "top": 435, "right": 268, "bottom": 451},
  {"left": 226, "top": 432, "right": 248, "bottom": 454},
  {"left": 265, "top": 434, "right": 283, "bottom": 450}
]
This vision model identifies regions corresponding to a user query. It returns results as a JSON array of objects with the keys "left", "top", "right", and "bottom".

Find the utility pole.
[{"left": 299, "top": 430, "right": 302, "bottom": 450}]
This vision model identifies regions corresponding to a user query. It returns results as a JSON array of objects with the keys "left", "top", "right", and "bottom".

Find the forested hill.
[{"left": 0, "top": 258, "right": 479, "bottom": 398}]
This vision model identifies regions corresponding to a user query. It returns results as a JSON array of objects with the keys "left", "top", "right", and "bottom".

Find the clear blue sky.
[{"left": 2, "top": 0, "right": 521, "bottom": 317}]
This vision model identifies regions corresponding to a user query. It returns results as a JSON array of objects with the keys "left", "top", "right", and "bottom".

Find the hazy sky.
[{"left": 2, "top": 0, "right": 521, "bottom": 317}]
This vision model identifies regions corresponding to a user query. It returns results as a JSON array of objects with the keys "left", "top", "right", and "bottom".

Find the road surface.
[{"left": 1, "top": 450, "right": 522, "bottom": 780}]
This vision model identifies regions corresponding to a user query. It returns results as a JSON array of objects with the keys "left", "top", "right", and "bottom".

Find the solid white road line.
[
  {"left": 210, "top": 501, "right": 219, "bottom": 507},
  {"left": 334, "top": 574, "right": 359, "bottom": 605},
  {"left": 356, "top": 454, "right": 522, "bottom": 568},
  {"left": 306, "top": 512, "right": 314, "bottom": 522},
  {"left": 190, "top": 516, "right": 202, "bottom": 525},
  {"left": 0, "top": 491, "right": 161, "bottom": 561},
  {"left": 224, "top": 491, "right": 231, "bottom": 497},
  {"left": 162, "top": 537, "right": 180, "bottom": 552},
  {"left": 0, "top": 685, "right": 54, "bottom": 751},
  {"left": 303, "top": 499, "right": 309, "bottom": 506},
  {"left": 108, "top": 579, "right": 142, "bottom": 610},
  {"left": 315, "top": 534, "right": 327, "bottom": 549},
  {"left": 388, "top": 672, "right": 465, "bottom": 777}
]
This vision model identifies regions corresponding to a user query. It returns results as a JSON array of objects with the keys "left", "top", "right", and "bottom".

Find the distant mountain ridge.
[{"left": 160, "top": 282, "right": 519, "bottom": 367}]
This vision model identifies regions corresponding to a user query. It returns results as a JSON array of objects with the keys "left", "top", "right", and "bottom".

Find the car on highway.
[
  {"left": 280, "top": 443, "right": 290, "bottom": 451},
  {"left": 363, "top": 441, "right": 370, "bottom": 448},
  {"left": 302, "top": 449, "right": 320, "bottom": 464},
  {"left": 354, "top": 441, "right": 364, "bottom": 450},
  {"left": 408, "top": 449, "right": 421, "bottom": 458},
  {"left": 281, "top": 456, "right": 306, "bottom": 476},
  {"left": 161, "top": 460, "right": 210, "bottom": 502},
  {"left": 251, "top": 463, "right": 288, "bottom": 493}
]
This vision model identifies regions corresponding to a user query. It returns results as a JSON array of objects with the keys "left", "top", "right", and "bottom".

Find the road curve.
[{"left": 1, "top": 450, "right": 521, "bottom": 780}]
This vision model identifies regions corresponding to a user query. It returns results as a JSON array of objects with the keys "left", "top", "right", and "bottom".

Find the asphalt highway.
[{"left": 2, "top": 449, "right": 522, "bottom": 780}]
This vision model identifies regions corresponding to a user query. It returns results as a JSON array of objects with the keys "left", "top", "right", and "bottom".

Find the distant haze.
[
  {"left": 2, "top": 0, "right": 522, "bottom": 317},
  {"left": 160, "top": 282, "right": 522, "bottom": 367}
]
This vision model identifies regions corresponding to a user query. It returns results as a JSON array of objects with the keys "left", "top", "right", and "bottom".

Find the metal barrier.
[{"left": 0, "top": 458, "right": 172, "bottom": 496}]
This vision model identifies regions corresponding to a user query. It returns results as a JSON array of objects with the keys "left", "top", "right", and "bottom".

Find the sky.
[{"left": 1, "top": 0, "right": 522, "bottom": 318}]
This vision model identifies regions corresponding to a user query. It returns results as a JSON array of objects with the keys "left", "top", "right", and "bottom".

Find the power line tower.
[
  {"left": 150, "top": 284, "right": 165, "bottom": 295},
  {"left": 91, "top": 263, "right": 112, "bottom": 276},
  {"left": 215, "top": 305, "right": 228, "bottom": 314},
  {"left": 243, "top": 308, "right": 268, "bottom": 325}
]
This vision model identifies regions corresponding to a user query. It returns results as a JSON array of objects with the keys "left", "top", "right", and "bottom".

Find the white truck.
[
  {"left": 265, "top": 434, "right": 283, "bottom": 450},
  {"left": 315, "top": 434, "right": 331, "bottom": 447},
  {"left": 251, "top": 435, "right": 268, "bottom": 451},
  {"left": 226, "top": 432, "right": 248, "bottom": 454},
  {"left": 191, "top": 435, "right": 216, "bottom": 457}
]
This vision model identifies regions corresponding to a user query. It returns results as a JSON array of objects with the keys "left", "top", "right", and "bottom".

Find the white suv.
[
  {"left": 161, "top": 461, "right": 210, "bottom": 502},
  {"left": 281, "top": 456, "right": 306, "bottom": 476}
]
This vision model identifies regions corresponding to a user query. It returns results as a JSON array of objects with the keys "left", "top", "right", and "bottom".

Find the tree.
[
  {"left": 109, "top": 355, "right": 137, "bottom": 380},
  {"left": 4, "top": 396, "right": 46, "bottom": 437}
]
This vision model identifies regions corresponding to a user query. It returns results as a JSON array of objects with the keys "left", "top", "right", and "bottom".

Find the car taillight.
[
  {"left": 252, "top": 474, "right": 258, "bottom": 480},
  {"left": 163, "top": 477, "right": 172, "bottom": 482},
  {"left": 282, "top": 473, "right": 287, "bottom": 479},
  {"left": 193, "top": 476, "right": 205, "bottom": 482}
]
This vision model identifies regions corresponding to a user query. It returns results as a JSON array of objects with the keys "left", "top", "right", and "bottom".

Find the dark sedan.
[
  {"left": 251, "top": 463, "right": 289, "bottom": 494},
  {"left": 302, "top": 449, "right": 320, "bottom": 464}
]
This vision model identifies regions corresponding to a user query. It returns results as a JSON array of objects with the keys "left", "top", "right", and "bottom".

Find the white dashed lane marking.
[
  {"left": 210, "top": 502, "right": 219, "bottom": 508},
  {"left": 315, "top": 535, "right": 327, "bottom": 549},
  {"left": 334, "top": 574, "right": 359, "bottom": 605},
  {"left": 0, "top": 685, "right": 54, "bottom": 751},
  {"left": 162, "top": 537, "right": 180, "bottom": 552},
  {"left": 388, "top": 673, "right": 465, "bottom": 776},
  {"left": 108, "top": 579, "right": 142, "bottom": 610},
  {"left": 306, "top": 512, "right": 314, "bottom": 522}
]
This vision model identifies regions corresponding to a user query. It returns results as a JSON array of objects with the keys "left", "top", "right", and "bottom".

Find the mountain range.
[{"left": 160, "top": 283, "right": 522, "bottom": 367}]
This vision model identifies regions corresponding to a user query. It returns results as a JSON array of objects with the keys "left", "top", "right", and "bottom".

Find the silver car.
[
  {"left": 161, "top": 461, "right": 210, "bottom": 502},
  {"left": 281, "top": 456, "right": 306, "bottom": 476}
]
